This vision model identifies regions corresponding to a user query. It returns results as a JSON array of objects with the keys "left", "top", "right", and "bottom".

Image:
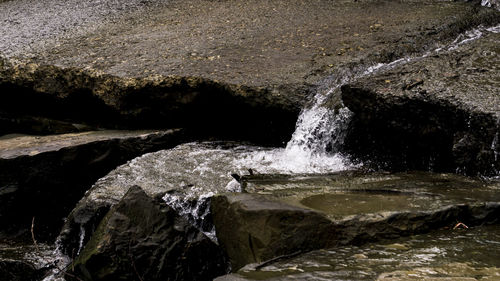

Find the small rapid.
[
  {"left": 42, "top": 21, "right": 500, "bottom": 281},
  {"left": 87, "top": 23, "right": 500, "bottom": 240}
]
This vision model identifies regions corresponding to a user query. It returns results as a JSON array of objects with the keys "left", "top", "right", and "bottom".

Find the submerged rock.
[
  {"left": 341, "top": 30, "right": 500, "bottom": 176},
  {"left": 211, "top": 172, "right": 500, "bottom": 271},
  {"left": 216, "top": 224, "right": 500, "bottom": 280},
  {"left": 69, "top": 185, "right": 228, "bottom": 281},
  {"left": 0, "top": 129, "right": 185, "bottom": 242}
]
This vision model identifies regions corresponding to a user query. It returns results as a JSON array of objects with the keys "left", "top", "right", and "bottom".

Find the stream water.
[
  {"left": 236, "top": 224, "right": 500, "bottom": 280},
  {"left": 39, "top": 20, "right": 500, "bottom": 281}
]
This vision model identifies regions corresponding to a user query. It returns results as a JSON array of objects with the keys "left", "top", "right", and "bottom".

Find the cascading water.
[
  {"left": 163, "top": 22, "right": 500, "bottom": 237},
  {"left": 42, "top": 19, "right": 500, "bottom": 281}
]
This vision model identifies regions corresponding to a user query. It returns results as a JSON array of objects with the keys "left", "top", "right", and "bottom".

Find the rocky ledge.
[
  {"left": 341, "top": 30, "right": 500, "bottom": 176},
  {"left": 0, "top": 129, "right": 185, "bottom": 242},
  {"left": 211, "top": 172, "right": 500, "bottom": 271},
  {"left": 1, "top": 0, "right": 499, "bottom": 144}
]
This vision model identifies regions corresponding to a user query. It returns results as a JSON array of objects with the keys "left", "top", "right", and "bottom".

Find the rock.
[
  {"left": 57, "top": 142, "right": 249, "bottom": 258},
  {"left": 69, "top": 186, "right": 228, "bottom": 281},
  {"left": 211, "top": 172, "right": 500, "bottom": 271},
  {"left": 211, "top": 193, "right": 335, "bottom": 271},
  {"left": 1, "top": 0, "right": 499, "bottom": 143},
  {"left": 0, "top": 129, "right": 185, "bottom": 242},
  {"left": 341, "top": 31, "right": 500, "bottom": 176}
]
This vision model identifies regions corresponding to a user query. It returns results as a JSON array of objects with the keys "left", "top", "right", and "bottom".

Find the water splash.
[
  {"left": 77, "top": 226, "right": 86, "bottom": 256},
  {"left": 162, "top": 190, "right": 216, "bottom": 240},
  {"left": 40, "top": 239, "right": 71, "bottom": 281}
]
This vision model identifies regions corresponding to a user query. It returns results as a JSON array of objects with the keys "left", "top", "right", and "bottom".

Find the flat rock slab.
[
  {"left": 0, "top": 0, "right": 498, "bottom": 139},
  {"left": 0, "top": 130, "right": 178, "bottom": 159},
  {"left": 341, "top": 30, "right": 500, "bottom": 175},
  {"left": 8, "top": 0, "right": 497, "bottom": 88},
  {"left": 0, "top": 129, "right": 185, "bottom": 242},
  {"left": 212, "top": 172, "right": 500, "bottom": 271},
  {"left": 217, "top": 224, "right": 500, "bottom": 280}
]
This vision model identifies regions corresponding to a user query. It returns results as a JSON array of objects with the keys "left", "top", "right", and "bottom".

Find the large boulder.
[
  {"left": 341, "top": 30, "right": 500, "bottom": 176},
  {"left": 0, "top": 129, "right": 185, "bottom": 242},
  {"left": 57, "top": 142, "right": 248, "bottom": 259},
  {"left": 69, "top": 185, "right": 228, "bottom": 281}
]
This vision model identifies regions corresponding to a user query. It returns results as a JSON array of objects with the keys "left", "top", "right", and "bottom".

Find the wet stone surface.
[
  {"left": 220, "top": 224, "right": 500, "bottom": 280},
  {"left": 211, "top": 171, "right": 500, "bottom": 272},
  {"left": 242, "top": 172, "right": 500, "bottom": 219}
]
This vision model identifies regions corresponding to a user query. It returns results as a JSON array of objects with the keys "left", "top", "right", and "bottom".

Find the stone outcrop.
[
  {"left": 0, "top": 129, "right": 185, "bottom": 242},
  {"left": 341, "top": 31, "right": 500, "bottom": 176},
  {"left": 69, "top": 186, "right": 228, "bottom": 281},
  {"left": 211, "top": 172, "right": 500, "bottom": 271}
]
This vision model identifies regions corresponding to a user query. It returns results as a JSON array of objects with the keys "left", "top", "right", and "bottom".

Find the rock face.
[
  {"left": 70, "top": 186, "right": 228, "bottom": 281},
  {"left": 0, "top": 129, "right": 185, "bottom": 242},
  {"left": 341, "top": 30, "right": 500, "bottom": 176},
  {"left": 57, "top": 142, "right": 251, "bottom": 258},
  {"left": 211, "top": 172, "right": 500, "bottom": 271}
]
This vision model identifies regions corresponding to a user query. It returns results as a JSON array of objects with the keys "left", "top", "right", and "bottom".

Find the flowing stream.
[{"left": 41, "top": 21, "right": 500, "bottom": 281}]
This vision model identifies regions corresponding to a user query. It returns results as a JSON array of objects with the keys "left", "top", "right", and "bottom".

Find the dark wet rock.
[
  {"left": 0, "top": 113, "right": 95, "bottom": 136},
  {"left": 211, "top": 172, "right": 500, "bottom": 271},
  {"left": 69, "top": 186, "right": 228, "bottom": 281},
  {"left": 0, "top": 129, "right": 185, "bottom": 243},
  {"left": 57, "top": 142, "right": 253, "bottom": 258},
  {"left": 211, "top": 193, "right": 335, "bottom": 271},
  {"left": 341, "top": 31, "right": 500, "bottom": 176},
  {"left": 1, "top": 1, "right": 499, "bottom": 143},
  {"left": 0, "top": 260, "right": 42, "bottom": 281}
]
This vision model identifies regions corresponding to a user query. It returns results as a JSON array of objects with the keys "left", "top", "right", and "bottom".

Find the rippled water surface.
[{"left": 237, "top": 225, "right": 500, "bottom": 280}]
